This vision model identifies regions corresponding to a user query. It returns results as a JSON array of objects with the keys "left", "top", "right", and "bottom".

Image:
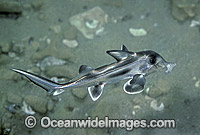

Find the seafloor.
[{"left": 0, "top": 0, "right": 200, "bottom": 135}]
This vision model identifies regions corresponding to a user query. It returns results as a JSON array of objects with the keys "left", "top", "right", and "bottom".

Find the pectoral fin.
[
  {"left": 123, "top": 74, "right": 146, "bottom": 94},
  {"left": 88, "top": 83, "right": 105, "bottom": 101}
]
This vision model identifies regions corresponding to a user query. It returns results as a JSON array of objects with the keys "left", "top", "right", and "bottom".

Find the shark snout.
[{"left": 164, "top": 62, "right": 176, "bottom": 74}]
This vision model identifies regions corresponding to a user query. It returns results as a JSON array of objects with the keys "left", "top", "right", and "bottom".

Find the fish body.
[{"left": 11, "top": 45, "right": 176, "bottom": 101}]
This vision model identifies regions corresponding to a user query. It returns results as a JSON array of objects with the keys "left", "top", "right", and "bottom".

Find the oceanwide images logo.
[{"left": 25, "top": 116, "right": 176, "bottom": 130}]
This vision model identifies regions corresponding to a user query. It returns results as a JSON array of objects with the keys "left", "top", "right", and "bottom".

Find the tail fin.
[{"left": 11, "top": 69, "right": 65, "bottom": 95}]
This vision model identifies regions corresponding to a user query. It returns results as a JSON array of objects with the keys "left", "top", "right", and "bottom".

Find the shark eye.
[{"left": 148, "top": 54, "right": 156, "bottom": 65}]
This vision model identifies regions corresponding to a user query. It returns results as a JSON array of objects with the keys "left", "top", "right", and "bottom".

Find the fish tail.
[{"left": 11, "top": 69, "right": 65, "bottom": 95}]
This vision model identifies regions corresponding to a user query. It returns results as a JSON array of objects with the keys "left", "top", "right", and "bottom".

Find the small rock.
[
  {"left": 148, "top": 79, "right": 171, "bottom": 98},
  {"left": 24, "top": 95, "right": 48, "bottom": 114},
  {"left": 171, "top": 0, "right": 198, "bottom": 21},
  {"left": 23, "top": 4, "right": 32, "bottom": 10},
  {"left": 7, "top": 93, "right": 22, "bottom": 105},
  {"left": 129, "top": 28, "right": 147, "bottom": 37},
  {"left": 0, "top": 54, "right": 11, "bottom": 64},
  {"left": 195, "top": 80, "right": 200, "bottom": 88},
  {"left": 46, "top": 38, "right": 51, "bottom": 44},
  {"left": 0, "top": 68, "right": 19, "bottom": 80},
  {"left": 31, "top": 0, "right": 43, "bottom": 10},
  {"left": 0, "top": 43, "right": 11, "bottom": 53},
  {"left": 8, "top": 52, "right": 16, "bottom": 58},
  {"left": 69, "top": 6, "right": 108, "bottom": 39},
  {"left": 62, "top": 39, "right": 78, "bottom": 48},
  {"left": 193, "top": 76, "right": 197, "bottom": 80},
  {"left": 12, "top": 43, "right": 25, "bottom": 54},
  {"left": 31, "top": 43, "right": 74, "bottom": 62},
  {"left": 50, "top": 25, "right": 61, "bottom": 34},
  {"left": 47, "top": 99, "right": 54, "bottom": 112},
  {"left": 45, "top": 65, "right": 77, "bottom": 78},
  {"left": 0, "top": 1, "right": 21, "bottom": 13},
  {"left": 71, "top": 88, "right": 87, "bottom": 99},
  {"left": 30, "top": 41, "right": 40, "bottom": 51},
  {"left": 0, "top": 1, "right": 22, "bottom": 19},
  {"left": 39, "top": 56, "right": 66, "bottom": 71}
]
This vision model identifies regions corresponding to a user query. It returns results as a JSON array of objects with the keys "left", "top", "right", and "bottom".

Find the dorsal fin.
[
  {"left": 79, "top": 65, "right": 93, "bottom": 74},
  {"left": 106, "top": 50, "right": 133, "bottom": 61},
  {"left": 121, "top": 44, "right": 128, "bottom": 51}
]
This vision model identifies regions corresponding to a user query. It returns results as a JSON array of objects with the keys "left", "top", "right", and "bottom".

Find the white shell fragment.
[
  {"left": 150, "top": 100, "right": 164, "bottom": 111},
  {"left": 39, "top": 56, "right": 66, "bottom": 71},
  {"left": 62, "top": 39, "right": 78, "bottom": 48},
  {"left": 129, "top": 28, "right": 147, "bottom": 37},
  {"left": 85, "top": 19, "right": 99, "bottom": 29},
  {"left": 190, "top": 20, "right": 200, "bottom": 27},
  {"left": 22, "top": 101, "right": 36, "bottom": 115},
  {"left": 195, "top": 80, "right": 200, "bottom": 88},
  {"left": 69, "top": 6, "right": 108, "bottom": 39}
]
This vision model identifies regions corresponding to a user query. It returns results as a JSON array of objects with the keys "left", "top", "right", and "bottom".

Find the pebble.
[
  {"left": 39, "top": 56, "right": 66, "bottom": 71},
  {"left": 50, "top": 25, "right": 61, "bottom": 34},
  {"left": 31, "top": 0, "right": 43, "bottom": 10},
  {"left": 31, "top": 43, "right": 74, "bottom": 63},
  {"left": 24, "top": 95, "right": 48, "bottom": 114},
  {"left": 0, "top": 54, "right": 11, "bottom": 64},
  {"left": 195, "top": 80, "right": 200, "bottom": 88},
  {"left": 8, "top": 52, "right": 16, "bottom": 58},
  {"left": 47, "top": 99, "right": 54, "bottom": 112},
  {"left": 30, "top": 41, "right": 40, "bottom": 51},
  {"left": 0, "top": 43, "right": 11, "bottom": 53},
  {"left": 45, "top": 65, "right": 76, "bottom": 78},
  {"left": 129, "top": 28, "right": 147, "bottom": 37},
  {"left": 46, "top": 38, "right": 51, "bottom": 44},
  {"left": 0, "top": 1, "right": 22, "bottom": 17},
  {"left": 12, "top": 43, "right": 25, "bottom": 54},
  {"left": 71, "top": 88, "right": 87, "bottom": 99},
  {"left": 193, "top": 76, "right": 197, "bottom": 80},
  {"left": 62, "top": 39, "right": 78, "bottom": 48},
  {"left": 23, "top": 4, "right": 32, "bottom": 10},
  {"left": 148, "top": 79, "right": 171, "bottom": 98},
  {"left": 7, "top": 92, "right": 22, "bottom": 105},
  {"left": 69, "top": 6, "right": 108, "bottom": 39}
]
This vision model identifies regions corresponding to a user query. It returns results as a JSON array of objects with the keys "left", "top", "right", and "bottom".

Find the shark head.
[
  {"left": 106, "top": 45, "right": 176, "bottom": 75},
  {"left": 137, "top": 50, "right": 176, "bottom": 75}
]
